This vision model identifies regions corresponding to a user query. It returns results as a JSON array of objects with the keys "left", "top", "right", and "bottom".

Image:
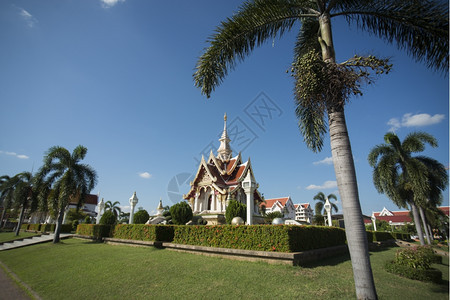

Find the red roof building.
[{"left": 365, "top": 206, "right": 450, "bottom": 227}]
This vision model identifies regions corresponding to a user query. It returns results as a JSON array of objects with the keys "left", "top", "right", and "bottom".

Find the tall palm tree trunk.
[
  {"left": 53, "top": 208, "right": 65, "bottom": 243},
  {"left": 0, "top": 208, "right": 7, "bottom": 229},
  {"left": 418, "top": 207, "right": 432, "bottom": 245},
  {"left": 328, "top": 109, "right": 377, "bottom": 300},
  {"left": 410, "top": 202, "right": 425, "bottom": 245},
  {"left": 15, "top": 205, "right": 26, "bottom": 236}
]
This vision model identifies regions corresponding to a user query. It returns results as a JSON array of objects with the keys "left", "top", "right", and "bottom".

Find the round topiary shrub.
[
  {"left": 225, "top": 200, "right": 246, "bottom": 224},
  {"left": 170, "top": 201, "right": 193, "bottom": 225},
  {"left": 99, "top": 210, "right": 116, "bottom": 225},
  {"left": 72, "top": 219, "right": 79, "bottom": 231},
  {"left": 133, "top": 209, "right": 150, "bottom": 224}
]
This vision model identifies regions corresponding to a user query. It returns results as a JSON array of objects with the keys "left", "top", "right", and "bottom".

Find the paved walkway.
[
  {"left": 0, "top": 263, "right": 32, "bottom": 300},
  {"left": 0, "top": 233, "right": 72, "bottom": 251}
]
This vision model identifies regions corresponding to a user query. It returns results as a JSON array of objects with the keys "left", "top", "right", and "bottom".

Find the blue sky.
[{"left": 0, "top": 0, "right": 448, "bottom": 216}]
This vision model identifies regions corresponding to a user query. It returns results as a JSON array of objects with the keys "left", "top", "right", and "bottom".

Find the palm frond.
[
  {"left": 331, "top": 0, "right": 449, "bottom": 73},
  {"left": 402, "top": 131, "right": 438, "bottom": 153},
  {"left": 194, "top": 0, "right": 318, "bottom": 98},
  {"left": 295, "top": 97, "right": 327, "bottom": 152}
]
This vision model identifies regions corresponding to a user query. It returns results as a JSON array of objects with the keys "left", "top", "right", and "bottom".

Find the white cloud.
[
  {"left": 313, "top": 157, "right": 333, "bottom": 165},
  {"left": 100, "top": 0, "right": 125, "bottom": 8},
  {"left": 388, "top": 113, "right": 445, "bottom": 132},
  {"left": 119, "top": 205, "right": 130, "bottom": 213},
  {"left": 138, "top": 172, "right": 152, "bottom": 179},
  {"left": 0, "top": 151, "right": 29, "bottom": 159},
  {"left": 306, "top": 180, "right": 337, "bottom": 190},
  {"left": 18, "top": 7, "right": 38, "bottom": 28}
]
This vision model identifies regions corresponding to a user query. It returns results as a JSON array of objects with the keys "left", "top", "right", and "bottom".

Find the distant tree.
[
  {"left": 368, "top": 132, "right": 448, "bottom": 245},
  {"left": 105, "top": 201, "right": 121, "bottom": 220},
  {"left": 170, "top": 201, "right": 193, "bottom": 225},
  {"left": 99, "top": 210, "right": 116, "bottom": 225},
  {"left": 118, "top": 211, "right": 130, "bottom": 224},
  {"left": 313, "top": 192, "right": 338, "bottom": 215},
  {"left": 65, "top": 208, "right": 87, "bottom": 223},
  {"left": 36, "top": 145, "right": 97, "bottom": 243},
  {"left": 225, "top": 200, "right": 246, "bottom": 224},
  {"left": 0, "top": 175, "right": 17, "bottom": 228},
  {"left": 133, "top": 209, "right": 150, "bottom": 224},
  {"left": 12, "top": 172, "right": 37, "bottom": 236},
  {"left": 313, "top": 214, "right": 325, "bottom": 226}
]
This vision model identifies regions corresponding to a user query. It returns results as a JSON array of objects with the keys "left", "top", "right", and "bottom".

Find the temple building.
[{"left": 184, "top": 114, "right": 264, "bottom": 225}]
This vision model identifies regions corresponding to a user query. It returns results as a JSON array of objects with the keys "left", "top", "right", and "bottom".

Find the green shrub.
[
  {"left": 20, "top": 224, "right": 29, "bottom": 230},
  {"left": 225, "top": 200, "right": 246, "bottom": 224},
  {"left": 111, "top": 224, "right": 174, "bottom": 242},
  {"left": 384, "top": 260, "right": 442, "bottom": 283},
  {"left": 366, "top": 231, "right": 374, "bottom": 243},
  {"left": 84, "top": 216, "right": 92, "bottom": 224},
  {"left": 133, "top": 210, "right": 150, "bottom": 224},
  {"left": 170, "top": 202, "right": 193, "bottom": 225},
  {"left": 172, "top": 225, "right": 346, "bottom": 252},
  {"left": 100, "top": 210, "right": 116, "bottom": 225},
  {"left": 72, "top": 220, "right": 79, "bottom": 231},
  {"left": 76, "top": 224, "right": 112, "bottom": 239}
]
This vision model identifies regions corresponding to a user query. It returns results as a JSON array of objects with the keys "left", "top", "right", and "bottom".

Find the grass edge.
[{"left": 0, "top": 260, "right": 42, "bottom": 300}]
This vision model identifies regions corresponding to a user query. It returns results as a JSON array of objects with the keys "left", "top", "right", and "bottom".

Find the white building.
[
  {"left": 263, "top": 197, "right": 296, "bottom": 220},
  {"left": 294, "top": 203, "right": 313, "bottom": 224}
]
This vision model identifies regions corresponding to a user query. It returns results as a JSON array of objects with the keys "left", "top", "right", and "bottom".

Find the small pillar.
[
  {"left": 96, "top": 198, "right": 105, "bottom": 224},
  {"left": 129, "top": 192, "right": 139, "bottom": 224},
  {"left": 324, "top": 198, "right": 332, "bottom": 227},
  {"left": 371, "top": 214, "right": 377, "bottom": 231},
  {"left": 243, "top": 172, "right": 257, "bottom": 225}
]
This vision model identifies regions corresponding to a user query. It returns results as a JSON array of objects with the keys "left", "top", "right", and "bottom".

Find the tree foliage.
[
  {"left": 225, "top": 200, "right": 247, "bottom": 224},
  {"left": 133, "top": 209, "right": 150, "bottom": 224},
  {"left": 169, "top": 201, "right": 193, "bottom": 225},
  {"left": 100, "top": 210, "right": 116, "bottom": 225}
]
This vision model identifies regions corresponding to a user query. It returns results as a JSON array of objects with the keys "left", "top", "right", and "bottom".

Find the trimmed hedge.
[
  {"left": 384, "top": 260, "right": 442, "bottom": 283},
  {"left": 20, "top": 224, "right": 29, "bottom": 230},
  {"left": 28, "top": 224, "right": 41, "bottom": 231},
  {"left": 366, "top": 231, "right": 410, "bottom": 242},
  {"left": 172, "top": 225, "right": 346, "bottom": 252},
  {"left": 41, "top": 224, "right": 56, "bottom": 232},
  {"left": 111, "top": 224, "right": 174, "bottom": 242},
  {"left": 76, "top": 224, "right": 112, "bottom": 239}
]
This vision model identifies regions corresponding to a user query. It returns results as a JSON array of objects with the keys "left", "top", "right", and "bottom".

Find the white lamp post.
[
  {"left": 96, "top": 198, "right": 105, "bottom": 224},
  {"left": 242, "top": 172, "right": 257, "bottom": 225},
  {"left": 371, "top": 214, "right": 377, "bottom": 231},
  {"left": 324, "top": 198, "right": 332, "bottom": 227},
  {"left": 129, "top": 192, "right": 139, "bottom": 224}
]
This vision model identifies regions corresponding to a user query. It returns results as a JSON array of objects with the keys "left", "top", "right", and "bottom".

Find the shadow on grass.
[{"left": 299, "top": 253, "right": 351, "bottom": 268}]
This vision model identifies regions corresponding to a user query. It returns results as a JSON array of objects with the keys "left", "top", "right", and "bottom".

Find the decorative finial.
[
  {"left": 224, "top": 113, "right": 227, "bottom": 122},
  {"left": 217, "top": 113, "right": 232, "bottom": 161}
]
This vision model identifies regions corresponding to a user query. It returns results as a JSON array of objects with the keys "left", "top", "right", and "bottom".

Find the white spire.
[{"left": 217, "top": 113, "right": 232, "bottom": 161}]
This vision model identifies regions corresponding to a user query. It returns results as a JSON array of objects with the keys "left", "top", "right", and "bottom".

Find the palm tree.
[
  {"left": 36, "top": 145, "right": 97, "bottom": 243},
  {"left": 313, "top": 192, "right": 338, "bottom": 215},
  {"left": 193, "top": 1, "right": 447, "bottom": 298},
  {"left": 105, "top": 201, "right": 121, "bottom": 220},
  {"left": 12, "top": 172, "right": 36, "bottom": 236},
  {"left": 368, "top": 132, "right": 447, "bottom": 246},
  {"left": 0, "top": 175, "right": 16, "bottom": 229}
]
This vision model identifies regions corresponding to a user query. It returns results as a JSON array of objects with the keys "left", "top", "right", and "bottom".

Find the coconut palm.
[
  {"left": 193, "top": 1, "right": 447, "bottom": 298},
  {"left": 0, "top": 175, "right": 16, "bottom": 228},
  {"left": 36, "top": 145, "right": 97, "bottom": 243},
  {"left": 105, "top": 201, "right": 121, "bottom": 220},
  {"left": 12, "top": 172, "right": 36, "bottom": 236},
  {"left": 368, "top": 132, "right": 447, "bottom": 246},
  {"left": 313, "top": 192, "right": 338, "bottom": 215}
]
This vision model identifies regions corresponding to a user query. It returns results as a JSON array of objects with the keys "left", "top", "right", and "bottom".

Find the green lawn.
[
  {"left": 0, "top": 238, "right": 448, "bottom": 299},
  {"left": 0, "top": 232, "right": 39, "bottom": 243}
]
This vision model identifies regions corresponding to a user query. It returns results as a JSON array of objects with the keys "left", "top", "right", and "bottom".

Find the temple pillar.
[{"left": 243, "top": 172, "right": 257, "bottom": 225}]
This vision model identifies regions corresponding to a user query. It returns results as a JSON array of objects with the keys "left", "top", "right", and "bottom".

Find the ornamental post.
[
  {"left": 129, "top": 192, "right": 139, "bottom": 224},
  {"left": 96, "top": 198, "right": 105, "bottom": 224},
  {"left": 243, "top": 172, "right": 257, "bottom": 225}
]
